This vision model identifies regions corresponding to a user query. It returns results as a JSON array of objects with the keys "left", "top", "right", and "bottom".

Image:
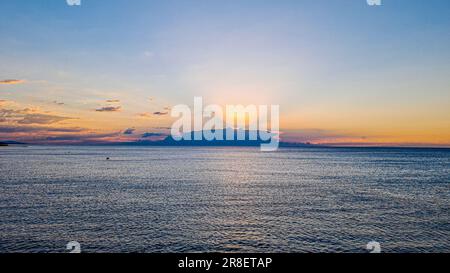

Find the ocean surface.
[{"left": 0, "top": 146, "right": 449, "bottom": 253}]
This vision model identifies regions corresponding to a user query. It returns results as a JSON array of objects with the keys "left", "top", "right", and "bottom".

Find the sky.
[{"left": 0, "top": 0, "right": 449, "bottom": 146}]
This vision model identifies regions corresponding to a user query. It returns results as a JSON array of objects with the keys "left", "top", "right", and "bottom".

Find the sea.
[{"left": 0, "top": 146, "right": 449, "bottom": 253}]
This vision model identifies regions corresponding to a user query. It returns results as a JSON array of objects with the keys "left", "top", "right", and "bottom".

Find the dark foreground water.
[{"left": 0, "top": 146, "right": 449, "bottom": 253}]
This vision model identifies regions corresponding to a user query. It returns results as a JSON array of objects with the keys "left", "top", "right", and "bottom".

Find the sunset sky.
[{"left": 1, "top": 0, "right": 449, "bottom": 146}]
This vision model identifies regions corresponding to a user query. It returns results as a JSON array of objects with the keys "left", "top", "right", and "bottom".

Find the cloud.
[
  {"left": 141, "top": 132, "right": 164, "bottom": 138},
  {"left": 44, "top": 132, "right": 120, "bottom": 142},
  {"left": 0, "top": 108, "right": 26, "bottom": 121},
  {"left": 106, "top": 99, "right": 120, "bottom": 103},
  {"left": 153, "top": 111, "right": 169, "bottom": 116},
  {"left": 0, "top": 79, "right": 25, "bottom": 85},
  {"left": 0, "top": 125, "right": 122, "bottom": 144},
  {"left": 0, "top": 108, "right": 74, "bottom": 125},
  {"left": 138, "top": 110, "right": 170, "bottom": 118},
  {"left": 0, "top": 125, "right": 84, "bottom": 133},
  {"left": 281, "top": 129, "right": 368, "bottom": 144},
  {"left": 53, "top": 101, "right": 65, "bottom": 106},
  {"left": 17, "top": 113, "right": 73, "bottom": 125},
  {"left": 138, "top": 112, "right": 152, "bottom": 118},
  {"left": 123, "top": 128, "right": 135, "bottom": 135},
  {"left": 95, "top": 106, "right": 121, "bottom": 112}
]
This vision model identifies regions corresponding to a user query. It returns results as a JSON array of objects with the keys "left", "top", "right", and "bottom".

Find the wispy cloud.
[
  {"left": 0, "top": 108, "right": 74, "bottom": 125},
  {"left": 44, "top": 132, "right": 120, "bottom": 142},
  {"left": 17, "top": 113, "right": 73, "bottom": 125},
  {"left": 0, "top": 125, "right": 84, "bottom": 133},
  {"left": 95, "top": 106, "right": 121, "bottom": 112},
  {"left": 0, "top": 79, "right": 25, "bottom": 85},
  {"left": 0, "top": 124, "right": 123, "bottom": 144},
  {"left": 138, "top": 110, "right": 170, "bottom": 118},
  {"left": 106, "top": 99, "right": 120, "bottom": 103},
  {"left": 138, "top": 112, "right": 152, "bottom": 118},
  {"left": 281, "top": 129, "right": 368, "bottom": 144}
]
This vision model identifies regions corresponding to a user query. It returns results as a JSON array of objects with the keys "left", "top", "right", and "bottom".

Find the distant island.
[{"left": 0, "top": 141, "right": 28, "bottom": 146}]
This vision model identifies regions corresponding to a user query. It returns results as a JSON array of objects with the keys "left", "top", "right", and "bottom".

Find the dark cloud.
[
  {"left": 53, "top": 101, "right": 65, "bottom": 106},
  {"left": 95, "top": 106, "right": 121, "bottom": 112},
  {"left": 123, "top": 128, "right": 135, "bottom": 135},
  {"left": 0, "top": 79, "right": 25, "bottom": 85},
  {"left": 141, "top": 132, "right": 164, "bottom": 138},
  {"left": 153, "top": 111, "right": 169, "bottom": 116},
  {"left": 138, "top": 111, "right": 170, "bottom": 118}
]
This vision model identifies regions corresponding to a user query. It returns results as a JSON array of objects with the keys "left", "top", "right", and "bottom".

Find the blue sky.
[{"left": 1, "top": 0, "right": 449, "bottom": 145}]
